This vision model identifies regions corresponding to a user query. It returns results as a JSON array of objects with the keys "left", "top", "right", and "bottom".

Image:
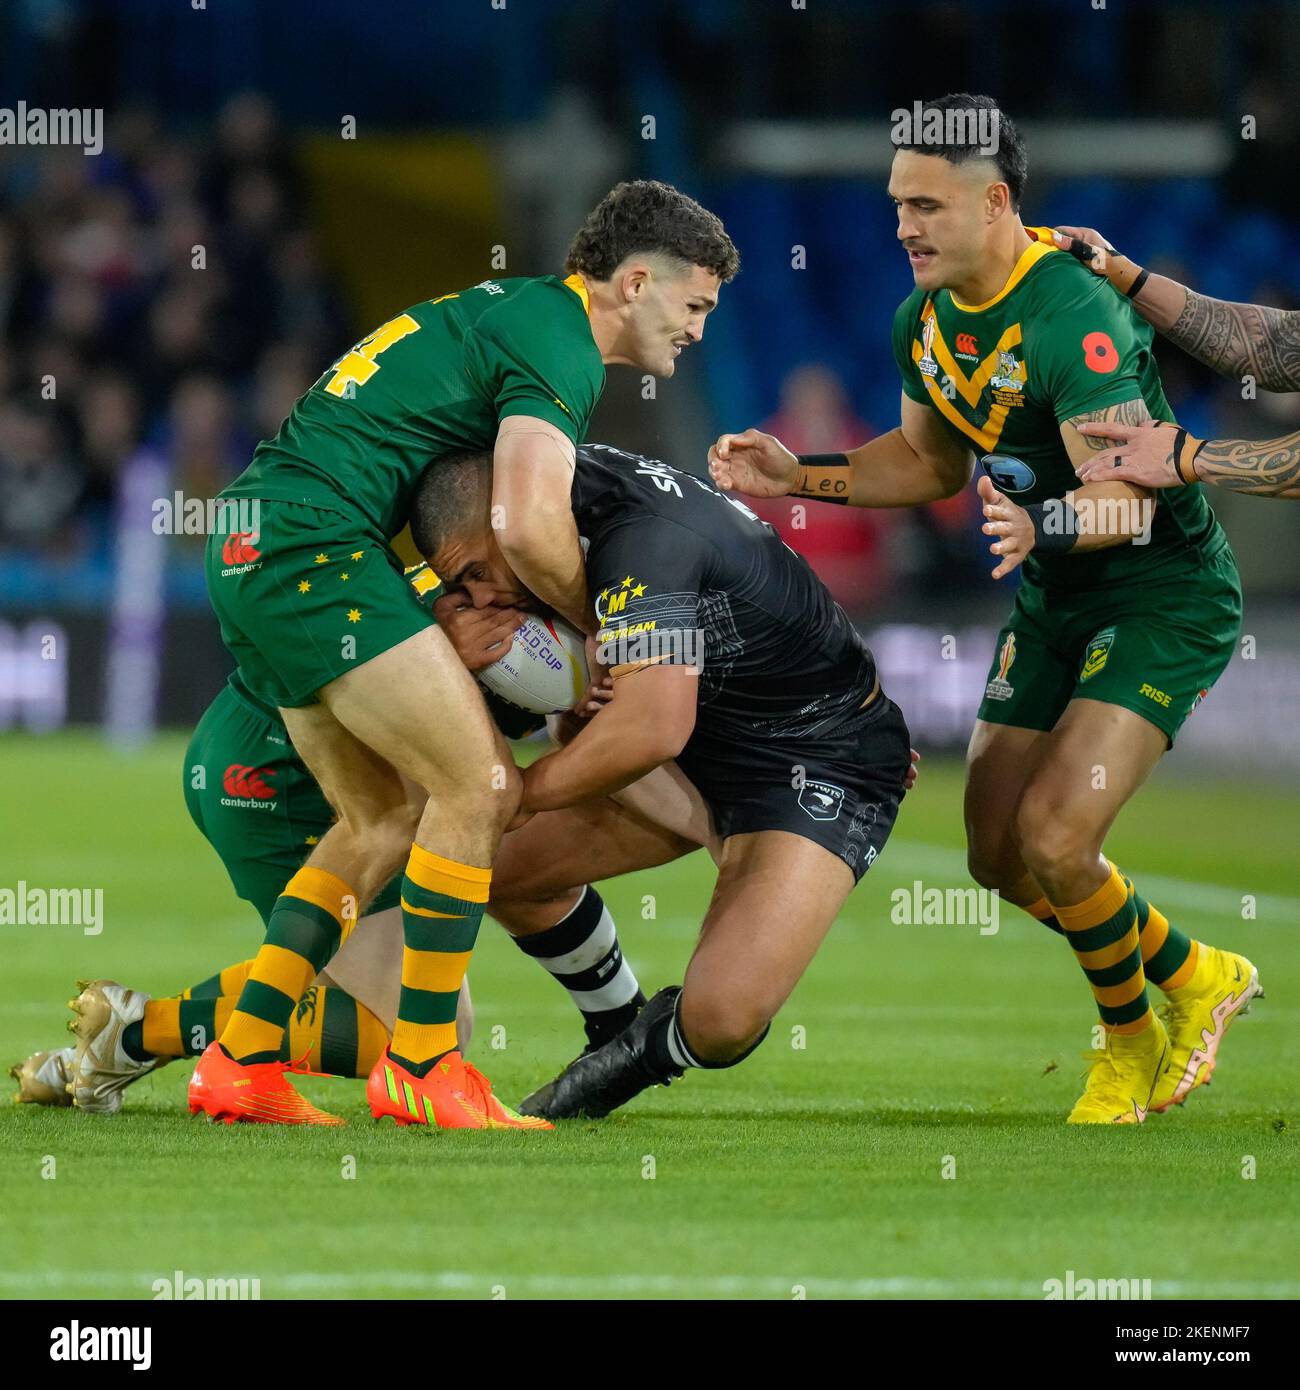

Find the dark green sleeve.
[
  {"left": 892, "top": 291, "right": 930, "bottom": 404},
  {"left": 1029, "top": 274, "right": 1151, "bottom": 423},
  {"left": 469, "top": 282, "right": 604, "bottom": 443}
]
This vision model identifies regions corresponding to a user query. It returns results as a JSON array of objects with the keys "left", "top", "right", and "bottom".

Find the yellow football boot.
[
  {"left": 1067, "top": 1014, "right": 1169, "bottom": 1124},
  {"left": 1150, "top": 947, "right": 1262, "bottom": 1113}
]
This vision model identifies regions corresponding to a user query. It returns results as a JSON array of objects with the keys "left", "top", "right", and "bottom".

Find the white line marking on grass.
[
  {"left": 3, "top": 1270, "right": 1300, "bottom": 1299},
  {"left": 887, "top": 842, "right": 1300, "bottom": 921}
]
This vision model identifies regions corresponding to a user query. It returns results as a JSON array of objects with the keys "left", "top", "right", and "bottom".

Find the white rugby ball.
[{"left": 477, "top": 614, "right": 589, "bottom": 714}]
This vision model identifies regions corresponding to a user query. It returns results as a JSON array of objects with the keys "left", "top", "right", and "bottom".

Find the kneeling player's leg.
[
  {"left": 491, "top": 796, "right": 704, "bottom": 1048},
  {"left": 520, "top": 829, "right": 860, "bottom": 1120},
  {"left": 674, "top": 831, "right": 855, "bottom": 1065}
]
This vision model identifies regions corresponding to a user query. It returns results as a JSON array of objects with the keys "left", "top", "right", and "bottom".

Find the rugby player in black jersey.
[{"left": 410, "top": 442, "right": 913, "bottom": 1120}]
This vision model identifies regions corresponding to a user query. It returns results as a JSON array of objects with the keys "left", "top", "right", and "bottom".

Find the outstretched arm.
[
  {"left": 1075, "top": 418, "right": 1300, "bottom": 498},
  {"left": 708, "top": 391, "right": 974, "bottom": 507},
  {"left": 1054, "top": 226, "right": 1300, "bottom": 392}
]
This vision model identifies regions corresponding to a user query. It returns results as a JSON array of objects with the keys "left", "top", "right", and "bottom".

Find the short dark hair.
[
  {"left": 409, "top": 450, "right": 493, "bottom": 560},
  {"left": 894, "top": 93, "right": 1027, "bottom": 210},
  {"left": 565, "top": 179, "right": 740, "bottom": 283}
]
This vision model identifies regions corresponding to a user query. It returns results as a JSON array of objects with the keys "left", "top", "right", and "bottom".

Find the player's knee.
[
  {"left": 352, "top": 802, "right": 425, "bottom": 884},
  {"left": 1014, "top": 798, "right": 1092, "bottom": 880},
  {"left": 428, "top": 757, "right": 521, "bottom": 840}
]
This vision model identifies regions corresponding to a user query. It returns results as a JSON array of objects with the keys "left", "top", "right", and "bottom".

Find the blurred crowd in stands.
[
  {"left": 0, "top": 94, "right": 344, "bottom": 568},
  {"left": 5, "top": 66, "right": 1300, "bottom": 616}
]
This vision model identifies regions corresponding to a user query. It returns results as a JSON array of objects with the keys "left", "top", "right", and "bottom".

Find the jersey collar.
[
  {"left": 948, "top": 226, "right": 1057, "bottom": 313},
  {"left": 562, "top": 272, "right": 592, "bottom": 316}
]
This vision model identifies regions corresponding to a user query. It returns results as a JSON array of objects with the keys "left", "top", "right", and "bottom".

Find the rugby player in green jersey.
[
  {"left": 190, "top": 180, "right": 739, "bottom": 1128},
  {"left": 709, "top": 95, "right": 1260, "bottom": 1124},
  {"left": 13, "top": 569, "right": 682, "bottom": 1113}
]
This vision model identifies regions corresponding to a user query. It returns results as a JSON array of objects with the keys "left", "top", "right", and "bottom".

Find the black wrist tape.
[
  {"left": 1027, "top": 499, "right": 1079, "bottom": 554},
  {"left": 796, "top": 453, "right": 851, "bottom": 504}
]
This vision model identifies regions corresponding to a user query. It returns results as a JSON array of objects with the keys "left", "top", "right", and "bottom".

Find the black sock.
[{"left": 512, "top": 887, "right": 644, "bottom": 1046}]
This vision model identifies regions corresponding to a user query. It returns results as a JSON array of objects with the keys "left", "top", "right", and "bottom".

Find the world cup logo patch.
[{"left": 984, "top": 632, "right": 1017, "bottom": 702}]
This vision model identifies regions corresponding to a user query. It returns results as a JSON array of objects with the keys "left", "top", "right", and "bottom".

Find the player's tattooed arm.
[
  {"left": 1053, "top": 229, "right": 1300, "bottom": 391},
  {"left": 1076, "top": 419, "right": 1300, "bottom": 497},
  {"left": 1161, "top": 293, "right": 1300, "bottom": 393},
  {"left": 1192, "top": 434, "right": 1300, "bottom": 496},
  {"left": 1060, "top": 398, "right": 1154, "bottom": 459}
]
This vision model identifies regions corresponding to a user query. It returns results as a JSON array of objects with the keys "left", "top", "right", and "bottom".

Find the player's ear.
[
  {"left": 986, "top": 181, "right": 1010, "bottom": 220},
  {"left": 618, "top": 263, "right": 650, "bottom": 304}
]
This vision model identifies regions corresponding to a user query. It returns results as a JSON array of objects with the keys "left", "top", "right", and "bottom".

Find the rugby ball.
[{"left": 477, "top": 614, "right": 589, "bottom": 715}]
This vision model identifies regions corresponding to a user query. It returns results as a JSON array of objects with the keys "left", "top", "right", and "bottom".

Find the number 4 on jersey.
[{"left": 324, "top": 313, "right": 421, "bottom": 398}]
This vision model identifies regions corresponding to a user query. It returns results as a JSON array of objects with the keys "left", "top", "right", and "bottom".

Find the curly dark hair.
[{"left": 565, "top": 180, "right": 740, "bottom": 283}]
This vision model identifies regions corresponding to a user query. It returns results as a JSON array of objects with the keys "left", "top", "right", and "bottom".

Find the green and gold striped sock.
[
  {"left": 176, "top": 959, "right": 255, "bottom": 1002},
  {"left": 221, "top": 867, "right": 356, "bottom": 1063},
  {"left": 1051, "top": 861, "right": 1153, "bottom": 1035},
  {"left": 1023, "top": 894, "right": 1064, "bottom": 936},
  {"left": 126, "top": 996, "right": 239, "bottom": 1061},
  {"left": 390, "top": 846, "right": 489, "bottom": 1076},
  {"left": 1120, "top": 874, "right": 1199, "bottom": 990},
  {"left": 281, "top": 985, "right": 390, "bottom": 1077},
  {"left": 126, "top": 984, "right": 387, "bottom": 1075}
]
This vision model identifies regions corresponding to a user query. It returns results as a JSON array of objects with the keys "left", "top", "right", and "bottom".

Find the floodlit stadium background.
[{"left": 1, "top": 0, "right": 1298, "bottom": 778}]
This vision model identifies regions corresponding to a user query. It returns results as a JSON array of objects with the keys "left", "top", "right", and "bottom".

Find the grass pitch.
[{"left": 1, "top": 732, "right": 1296, "bottom": 1300}]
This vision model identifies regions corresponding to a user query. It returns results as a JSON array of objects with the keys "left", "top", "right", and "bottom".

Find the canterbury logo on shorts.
[{"left": 222, "top": 764, "right": 276, "bottom": 799}]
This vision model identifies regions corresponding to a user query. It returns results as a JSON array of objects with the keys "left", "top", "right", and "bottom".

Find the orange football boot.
[
  {"left": 368, "top": 1048, "right": 552, "bottom": 1130},
  {"left": 188, "top": 1041, "right": 344, "bottom": 1126}
]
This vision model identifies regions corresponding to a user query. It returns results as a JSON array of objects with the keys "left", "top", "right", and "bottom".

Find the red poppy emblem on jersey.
[{"left": 1082, "top": 331, "right": 1119, "bottom": 373}]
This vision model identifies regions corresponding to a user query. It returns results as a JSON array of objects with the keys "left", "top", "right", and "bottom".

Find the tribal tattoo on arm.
[
  {"left": 1066, "top": 398, "right": 1153, "bottom": 453},
  {"left": 1166, "top": 292, "right": 1300, "bottom": 393},
  {"left": 1195, "top": 432, "right": 1300, "bottom": 497}
]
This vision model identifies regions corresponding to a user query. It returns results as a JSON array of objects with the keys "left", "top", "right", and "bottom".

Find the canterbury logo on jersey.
[
  {"left": 221, "top": 532, "right": 260, "bottom": 565},
  {"left": 222, "top": 764, "right": 277, "bottom": 800}
]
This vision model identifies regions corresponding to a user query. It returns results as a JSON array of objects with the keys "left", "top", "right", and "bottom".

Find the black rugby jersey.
[{"left": 571, "top": 443, "right": 879, "bottom": 748}]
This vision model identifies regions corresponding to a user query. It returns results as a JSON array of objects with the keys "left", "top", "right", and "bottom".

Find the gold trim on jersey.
[
  {"left": 949, "top": 235, "right": 1056, "bottom": 313},
  {"left": 912, "top": 302, "right": 1024, "bottom": 451},
  {"left": 562, "top": 272, "right": 592, "bottom": 315}
]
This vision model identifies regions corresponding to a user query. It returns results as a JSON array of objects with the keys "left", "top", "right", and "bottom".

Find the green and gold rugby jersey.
[
  {"left": 223, "top": 274, "right": 605, "bottom": 543},
  {"left": 892, "top": 227, "right": 1228, "bottom": 588}
]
